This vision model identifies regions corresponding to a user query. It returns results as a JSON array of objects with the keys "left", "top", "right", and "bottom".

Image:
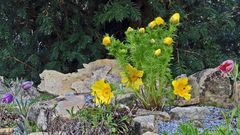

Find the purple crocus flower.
[
  {"left": 1, "top": 93, "right": 14, "bottom": 103},
  {"left": 21, "top": 81, "right": 33, "bottom": 90}
]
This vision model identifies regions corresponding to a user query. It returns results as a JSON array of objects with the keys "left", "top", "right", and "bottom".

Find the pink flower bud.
[{"left": 217, "top": 60, "right": 234, "bottom": 76}]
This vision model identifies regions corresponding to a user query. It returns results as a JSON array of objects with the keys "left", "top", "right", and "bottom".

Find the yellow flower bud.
[
  {"left": 127, "top": 27, "right": 134, "bottom": 32},
  {"left": 150, "top": 39, "right": 156, "bottom": 44},
  {"left": 102, "top": 36, "right": 111, "bottom": 46},
  {"left": 154, "top": 49, "right": 161, "bottom": 56},
  {"left": 138, "top": 28, "right": 145, "bottom": 33},
  {"left": 163, "top": 37, "right": 173, "bottom": 45},
  {"left": 148, "top": 21, "right": 156, "bottom": 29},
  {"left": 170, "top": 13, "right": 180, "bottom": 25},
  {"left": 155, "top": 16, "right": 165, "bottom": 26}
]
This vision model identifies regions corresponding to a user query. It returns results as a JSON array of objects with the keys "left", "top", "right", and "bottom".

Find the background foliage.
[{"left": 0, "top": 0, "right": 239, "bottom": 82}]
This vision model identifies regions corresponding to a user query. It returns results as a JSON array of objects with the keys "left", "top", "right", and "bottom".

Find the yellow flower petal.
[
  {"left": 172, "top": 80, "right": 177, "bottom": 87},
  {"left": 185, "top": 85, "right": 192, "bottom": 92},
  {"left": 137, "top": 71, "right": 144, "bottom": 77},
  {"left": 149, "top": 21, "right": 157, "bottom": 29},
  {"left": 183, "top": 93, "right": 191, "bottom": 101},
  {"left": 91, "top": 79, "right": 105, "bottom": 92},
  {"left": 132, "top": 79, "right": 143, "bottom": 90},
  {"left": 179, "top": 77, "right": 188, "bottom": 85},
  {"left": 121, "top": 77, "right": 129, "bottom": 83}
]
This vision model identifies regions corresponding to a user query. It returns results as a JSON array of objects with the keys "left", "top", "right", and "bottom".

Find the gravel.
[
  {"left": 84, "top": 94, "right": 94, "bottom": 107},
  {"left": 158, "top": 106, "right": 236, "bottom": 135}
]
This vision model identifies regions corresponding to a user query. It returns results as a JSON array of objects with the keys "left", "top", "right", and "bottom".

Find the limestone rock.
[
  {"left": 133, "top": 115, "right": 155, "bottom": 134},
  {"left": 113, "top": 93, "right": 135, "bottom": 105},
  {"left": 38, "top": 59, "right": 120, "bottom": 96},
  {"left": 233, "top": 81, "right": 240, "bottom": 103},
  {"left": 29, "top": 95, "right": 85, "bottom": 130},
  {"left": 55, "top": 95, "right": 85, "bottom": 118},
  {"left": 136, "top": 109, "right": 170, "bottom": 122},
  {"left": 0, "top": 128, "right": 13, "bottom": 135},
  {"left": 71, "top": 65, "right": 120, "bottom": 95},
  {"left": 37, "top": 109, "right": 48, "bottom": 131},
  {"left": 193, "top": 120, "right": 203, "bottom": 128},
  {"left": 170, "top": 106, "right": 210, "bottom": 120},
  {"left": 142, "top": 131, "right": 158, "bottom": 135},
  {"left": 178, "top": 68, "right": 233, "bottom": 107}
]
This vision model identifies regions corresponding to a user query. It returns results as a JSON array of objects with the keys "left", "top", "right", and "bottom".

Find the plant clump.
[{"left": 101, "top": 13, "right": 191, "bottom": 110}]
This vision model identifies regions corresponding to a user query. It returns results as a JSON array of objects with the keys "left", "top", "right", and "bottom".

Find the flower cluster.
[{"left": 1, "top": 81, "right": 33, "bottom": 104}]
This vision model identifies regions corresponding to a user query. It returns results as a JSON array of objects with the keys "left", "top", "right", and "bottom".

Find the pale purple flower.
[
  {"left": 1, "top": 93, "right": 14, "bottom": 103},
  {"left": 21, "top": 81, "right": 33, "bottom": 90}
]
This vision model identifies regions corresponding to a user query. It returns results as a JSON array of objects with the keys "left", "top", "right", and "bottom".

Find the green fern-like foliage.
[{"left": 94, "top": 0, "right": 141, "bottom": 25}]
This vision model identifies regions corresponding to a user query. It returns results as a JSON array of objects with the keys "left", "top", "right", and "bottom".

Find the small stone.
[
  {"left": 55, "top": 95, "right": 85, "bottom": 118},
  {"left": 170, "top": 106, "right": 210, "bottom": 120},
  {"left": 193, "top": 120, "right": 203, "bottom": 128},
  {"left": 37, "top": 109, "right": 48, "bottom": 130},
  {"left": 29, "top": 132, "right": 66, "bottom": 135},
  {"left": 133, "top": 115, "right": 155, "bottom": 134},
  {"left": 177, "top": 97, "right": 200, "bottom": 106},
  {"left": 142, "top": 131, "right": 158, "bottom": 135},
  {"left": 115, "top": 93, "right": 135, "bottom": 104},
  {"left": 0, "top": 128, "right": 13, "bottom": 135},
  {"left": 136, "top": 109, "right": 170, "bottom": 121}
]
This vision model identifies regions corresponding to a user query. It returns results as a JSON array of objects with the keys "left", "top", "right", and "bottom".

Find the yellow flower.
[
  {"left": 102, "top": 36, "right": 111, "bottom": 46},
  {"left": 139, "top": 27, "right": 145, "bottom": 33},
  {"left": 91, "top": 79, "right": 114, "bottom": 105},
  {"left": 127, "top": 27, "right": 134, "bottom": 32},
  {"left": 155, "top": 16, "right": 165, "bottom": 26},
  {"left": 172, "top": 77, "right": 192, "bottom": 101},
  {"left": 121, "top": 65, "right": 144, "bottom": 90},
  {"left": 163, "top": 37, "right": 173, "bottom": 45},
  {"left": 148, "top": 21, "right": 156, "bottom": 29},
  {"left": 170, "top": 13, "right": 180, "bottom": 25},
  {"left": 154, "top": 49, "right": 161, "bottom": 56}
]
